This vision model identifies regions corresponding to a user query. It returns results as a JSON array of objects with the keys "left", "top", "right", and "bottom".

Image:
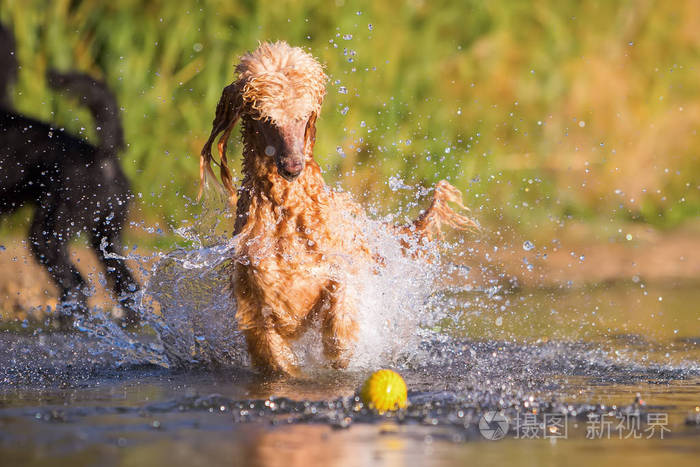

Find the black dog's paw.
[
  {"left": 53, "top": 302, "right": 87, "bottom": 332},
  {"left": 115, "top": 296, "right": 141, "bottom": 329}
]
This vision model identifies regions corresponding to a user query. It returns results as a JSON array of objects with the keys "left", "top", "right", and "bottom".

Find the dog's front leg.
[
  {"left": 320, "top": 280, "right": 359, "bottom": 369},
  {"left": 234, "top": 269, "right": 299, "bottom": 375},
  {"left": 242, "top": 321, "right": 299, "bottom": 376},
  {"left": 29, "top": 207, "right": 88, "bottom": 329}
]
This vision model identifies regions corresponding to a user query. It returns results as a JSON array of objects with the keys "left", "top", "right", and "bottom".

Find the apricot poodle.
[{"left": 200, "top": 41, "right": 475, "bottom": 374}]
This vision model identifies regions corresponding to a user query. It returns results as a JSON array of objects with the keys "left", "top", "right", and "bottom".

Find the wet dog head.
[{"left": 200, "top": 42, "right": 327, "bottom": 194}]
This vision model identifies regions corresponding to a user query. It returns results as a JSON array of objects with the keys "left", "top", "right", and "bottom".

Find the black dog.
[
  {"left": 0, "top": 25, "right": 139, "bottom": 327},
  {"left": 0, "top": 24, "right": 16, "bottom": 108}
]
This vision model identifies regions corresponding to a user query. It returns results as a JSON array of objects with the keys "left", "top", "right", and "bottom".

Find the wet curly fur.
[{"left": 201, "top": 41, "right": 475, "bottom": 375}]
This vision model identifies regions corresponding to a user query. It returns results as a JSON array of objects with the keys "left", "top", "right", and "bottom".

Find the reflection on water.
[
  {"left": 0, "top": 285, "right": 699, "bottom": 466},
  {"left": 0, "top": 375, "right": 698, "bottom": 467}
]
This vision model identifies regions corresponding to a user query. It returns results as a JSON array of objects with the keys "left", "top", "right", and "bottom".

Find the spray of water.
[
  {"left": 132, "top": 187, "right": 457, "bottom": 372},
  {"left": 48, "top": 181, "right": 697, "bottom": 385}
]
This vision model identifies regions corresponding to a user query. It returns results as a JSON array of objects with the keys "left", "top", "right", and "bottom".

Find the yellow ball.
[{"left": 360, "top": 369, "right": 408, "bottom": 412}]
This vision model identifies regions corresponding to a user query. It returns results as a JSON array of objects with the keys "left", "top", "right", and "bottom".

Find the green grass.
[{"left": 1, "top": 0, "right": 698, "bottom": 242}]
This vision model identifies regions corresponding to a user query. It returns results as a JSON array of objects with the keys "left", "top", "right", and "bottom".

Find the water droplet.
[
  {"left": 522, "top": 240, "right": 535, "bottom": 251},
  {"left": 495, "top": 316, "right": 503, "bottom": 326},
  {"left": 578, "top": 121, "right": 586, "bottom": 128},
  {"left": 388, "top": 176, "right": 410, "bottom": 191},
  {"left": 338, "top": 86, "right": 348, "bottom": 94}
]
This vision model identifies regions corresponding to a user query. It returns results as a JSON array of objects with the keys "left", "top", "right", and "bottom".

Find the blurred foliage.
[{"left": 1, "top": 0, "right": 698, "bottom": 241}]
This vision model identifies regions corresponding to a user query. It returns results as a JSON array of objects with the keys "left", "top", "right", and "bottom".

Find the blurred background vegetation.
[{"left": 1, "top": 0, "right": 698, "bottom": 245}]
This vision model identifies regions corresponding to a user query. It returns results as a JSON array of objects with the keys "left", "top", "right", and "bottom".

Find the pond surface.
[{"left": 1, "top": 284, "right": 699, "bottom": 466}]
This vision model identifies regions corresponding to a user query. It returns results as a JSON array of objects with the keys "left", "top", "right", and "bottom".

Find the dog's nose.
[{"left": 279, "top": 158, "right": 304, "bottom": 179}]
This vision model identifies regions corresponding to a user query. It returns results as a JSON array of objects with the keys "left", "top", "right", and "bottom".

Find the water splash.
[
  {"left": 134, "top": 200, "right": 455, "bottom": 372},
  {"left": 4, "top": 184, "right": 697, "bottom": 388},
  {"left": 143, "top": 239, "right": 247, "bottom": 368}
]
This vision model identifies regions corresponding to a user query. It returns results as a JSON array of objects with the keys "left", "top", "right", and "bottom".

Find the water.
[
  {"left": 1, "top": 210, "right": 699, "bottom": 465},
  {"left": 1, "top": 281, "right": 699, "bottom": 465}
]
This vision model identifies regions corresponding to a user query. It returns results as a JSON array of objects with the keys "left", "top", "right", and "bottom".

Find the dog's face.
[
  {"left": 199, "top": 42, "right": 326, "bottom": 195},
  {"left": 248, "top": 113, "right": 317, "bottom": 182}
]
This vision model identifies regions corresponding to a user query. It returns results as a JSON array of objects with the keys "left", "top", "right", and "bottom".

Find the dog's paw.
[
  {"left": 430, "top": 180, "right": 479, "bottom": 232},
  {"left": 53, "top": 301, "right": 85, "bottom": 332},
  {"left": 433, "top": 180, "right": 467, "bottom": 209}
]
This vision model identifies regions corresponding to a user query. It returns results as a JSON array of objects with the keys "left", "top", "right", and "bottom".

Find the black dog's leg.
[
  {"left": 28, "top": 206, "right": 88, "bottom": 329},
  {"left": 91, "top": 226, "right": 140, "bottom": 327}
]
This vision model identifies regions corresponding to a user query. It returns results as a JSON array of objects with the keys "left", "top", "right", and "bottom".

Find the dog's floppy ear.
[
  {"left": 304, "top": 112, "right": 317, "bottom": 155},
  {"left": 199, "top": 83, "right": 243, "bottom": 201}
]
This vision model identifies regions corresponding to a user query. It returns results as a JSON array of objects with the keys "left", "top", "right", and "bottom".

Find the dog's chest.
[
  {"left": 236, "top": 217, "right": 361, "bottom": 313},
  {"left": 233, "top": 188, "right": 372, "bottom": 318}
]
